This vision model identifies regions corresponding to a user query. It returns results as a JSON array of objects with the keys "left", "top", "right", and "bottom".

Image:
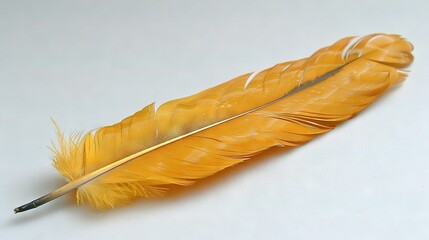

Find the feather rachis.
[{"left": 50, "top": 34, "right": 413, "bottom": 210}]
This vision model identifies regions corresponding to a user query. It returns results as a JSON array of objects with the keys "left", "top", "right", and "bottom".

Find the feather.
[{"left": 15, "top": 33, "right": 413, "bottom": 212}]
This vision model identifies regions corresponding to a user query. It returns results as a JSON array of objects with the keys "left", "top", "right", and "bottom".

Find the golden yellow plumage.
[{"left": 16, "top": 33, "right": 413, "bottom": 212}]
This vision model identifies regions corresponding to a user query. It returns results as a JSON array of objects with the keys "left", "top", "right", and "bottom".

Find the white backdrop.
[{"left": 1, "top": 1, "right": 428, "bottom": 239}]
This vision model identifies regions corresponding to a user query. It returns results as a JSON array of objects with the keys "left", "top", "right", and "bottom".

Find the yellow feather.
[{"left": 15, "top": 33, "right": 413, "bottom": 212}]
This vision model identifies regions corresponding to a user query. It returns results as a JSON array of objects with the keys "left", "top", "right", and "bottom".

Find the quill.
[{"left": 15, "top": 33, "right": 413, "bottom": 213}]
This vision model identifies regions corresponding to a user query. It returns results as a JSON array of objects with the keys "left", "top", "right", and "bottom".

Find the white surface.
[{"left": 1, "top": 0, "right": 428, "bottom": 239}]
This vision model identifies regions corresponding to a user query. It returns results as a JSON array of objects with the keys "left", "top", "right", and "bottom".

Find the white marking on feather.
[
  {"left": 154, "top": 102, "right": 159, "bottom": 113},
  {"left": 282, "top": 63, "right": 291, "bottom": 72},
  {"left": 367, "top": 35, "right": 383, "bottom": 45},
  {"left": 347, "top": 36, "right": 367, "bottom": 60},
  {"left": 244, "top": 71, "right": 258, "bottom": 90},
  {"left": 342, "top": 36, "right": 360, "bottom": 61}
]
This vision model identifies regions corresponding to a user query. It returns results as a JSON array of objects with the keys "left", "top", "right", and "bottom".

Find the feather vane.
[{"left": 22, "top": 34, "right": 414, "bottom": 211}]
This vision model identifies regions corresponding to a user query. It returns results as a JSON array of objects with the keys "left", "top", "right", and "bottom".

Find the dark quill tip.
[
  {"left": 14, "top": 201, "right": 38, "bottom": 214},
  {"left": 14, "top": 194, "right": 54, "bottom": 214}
]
